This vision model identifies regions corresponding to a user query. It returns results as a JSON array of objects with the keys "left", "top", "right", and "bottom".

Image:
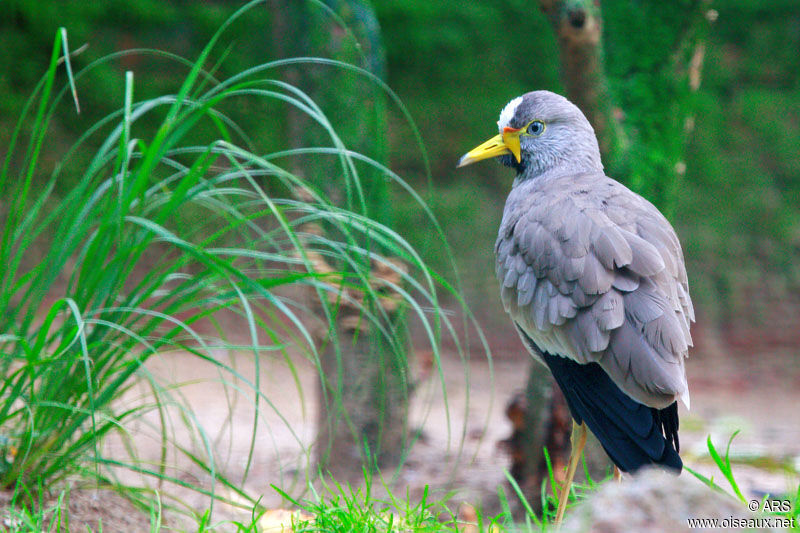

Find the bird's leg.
[{"left": 555, "top": 421, "right": 587, "bottom": 526}]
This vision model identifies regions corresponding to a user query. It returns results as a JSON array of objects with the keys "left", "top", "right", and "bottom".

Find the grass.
[
  {"left": 251, "top": 434, "right": 800, "bottom": 533},
  {"left": 0, "top": 0, "right": 489, "bottom": 526},
  {"left": 0, "top": 389, "right": 796, "bottom": 530},
  {"left": 1, "top": 490, "right": 69, "bottom": 533},
  {"left": 274, "top": 478, "right": 456, "bottom": 532},
  {"left": 0, "top": 485, "right": 165, "bottom": 532},
  {"left": 687, "top": 432, "right": 800, "bottom": 529}
]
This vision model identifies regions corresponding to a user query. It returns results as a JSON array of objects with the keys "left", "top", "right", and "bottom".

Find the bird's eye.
[{"left": 526, "top": 120, "right": 545, "bottom": 136}]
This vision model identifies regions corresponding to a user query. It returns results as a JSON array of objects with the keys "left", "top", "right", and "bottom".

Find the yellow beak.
[{"left": 457, "top": 127, "right": 523, "bottom": 167}]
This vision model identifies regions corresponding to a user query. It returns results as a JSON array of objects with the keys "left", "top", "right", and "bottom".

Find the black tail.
[{"left": 540, "top": 350, "right": 682, "bottom": 473}]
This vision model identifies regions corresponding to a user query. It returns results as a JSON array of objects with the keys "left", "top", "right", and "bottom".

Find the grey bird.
[{"left": 458, "top": 91, "right": 693, "bottom": 523}]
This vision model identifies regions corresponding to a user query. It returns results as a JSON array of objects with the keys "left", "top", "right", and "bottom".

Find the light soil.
[{"left": 4, "top": 329, "right": 798, "bottom": 530}]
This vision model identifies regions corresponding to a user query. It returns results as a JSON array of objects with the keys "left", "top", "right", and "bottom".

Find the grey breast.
[{"left": 496, "top": 171, "right": 694, "bottom": 409}]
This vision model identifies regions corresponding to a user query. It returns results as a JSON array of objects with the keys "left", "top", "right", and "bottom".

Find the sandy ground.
[
  {"left": 4, "top": 328, "right": 798, "bottom": 531},
  {"left": 85, "top": 331, "right": 800, "bottom": 529}
]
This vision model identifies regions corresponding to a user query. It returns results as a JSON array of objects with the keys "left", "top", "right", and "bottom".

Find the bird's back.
[
  {"left": 496, "top": 170, "right": 693, "bottom": 410},
  {"left": 495, "top": 170, "right": 693, "bottom": 471}
]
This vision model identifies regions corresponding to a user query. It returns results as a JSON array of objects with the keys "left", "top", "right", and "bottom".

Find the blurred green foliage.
[
  {"left": 275, "top": 0, "right": 390, "bottom": 223},
  {"left": 601, "top": 0, "right": 706, "bottom": 213},
  {"left": 0, "top": 1, "right": 279, "bottom": 193},
  {"left": 375, "top": 0, "right": 800, "bottom": 326},
  {"left": 679, "top": 1, "right": 800, "bottom": 323},
  {"left": 1, "top": 0, "right": 798, "bottom": 327}
]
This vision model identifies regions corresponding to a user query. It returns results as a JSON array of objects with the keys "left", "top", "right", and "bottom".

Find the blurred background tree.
[{"left": 270, "top": 0, "right": 408, "bottom": 481}]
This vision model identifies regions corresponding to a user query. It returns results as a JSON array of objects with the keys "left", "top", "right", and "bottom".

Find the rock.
[{"left": 561, "top": 467, "right": 784, "bottom": 532}]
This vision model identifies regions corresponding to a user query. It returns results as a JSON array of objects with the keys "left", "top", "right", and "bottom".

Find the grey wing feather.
[
  {"left": 593, "top": 291, "right": 625, "bottom": 331},
  {"left": 496, "top": 172, "right": 694, "bottom": 409},
  {"left": 604, "top": 318, "right": 688, "bottom": 407},
  {"left": 517, "top": 271, "right": 537, "bottom": 307},
  {"left": 578, "top": 253, "right": 614, "bottom": 295},
  {"left": 619, "top": 229, "right": 666, "bottom": 277},
  {"left": 573, "top": 310, "right": 609, "bottom": 354},
  {"left": 593, "top": 226, "right": 632, "bottom": 269},
  {"left": 532, "top": 280, "right": 551, "bottom": 331},
  {"left": 611, "top": 269, "right": 640, "bottom": 292}
]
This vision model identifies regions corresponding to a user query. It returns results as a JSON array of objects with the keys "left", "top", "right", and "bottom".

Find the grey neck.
[
  {"left": 513, "top": 126, "right": 604, "bottom": 185},
  {"left": 513, "top": 154, "right": 604, "bottom": 187}
]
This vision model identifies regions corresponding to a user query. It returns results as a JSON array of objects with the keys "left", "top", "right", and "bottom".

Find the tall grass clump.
[{"left": 0, "top": 0, "right": 486, "bottom": 517}]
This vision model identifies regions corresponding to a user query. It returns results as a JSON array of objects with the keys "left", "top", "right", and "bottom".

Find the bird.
[{"left": 457, "top": 91, "right": 693, "bottom": 524}]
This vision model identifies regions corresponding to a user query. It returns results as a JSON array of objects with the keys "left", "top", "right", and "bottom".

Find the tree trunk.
[
  {"left": 538, "top": 0, "right": 710, "bottom": 215},
  {"left": 271, "top": 0, "right": 406, "bottom": 479},
  {"left": 315, "top": 310, "right": 408, "bottom": 482},
  {"left": 504, "top": 364, "right": 580, "bottom": 514},
  {"left": 274, "top": 0, "right": 389, "bottom": 222},
  {"left": 538, "top": 0, "right": 628, "bottom": 171}
]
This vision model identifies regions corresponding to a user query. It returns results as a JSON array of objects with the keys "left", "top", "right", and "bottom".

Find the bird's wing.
[{"left": 496, "top": 172, "right": 693, "bottom": 409}]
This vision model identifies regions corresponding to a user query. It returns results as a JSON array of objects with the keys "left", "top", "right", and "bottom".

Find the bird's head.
[{"left": 458, "top": 91, "right": 603, "bottom": 179}]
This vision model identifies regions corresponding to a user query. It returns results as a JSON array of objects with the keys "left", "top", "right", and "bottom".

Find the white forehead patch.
[{"left": 497, "top": 96, "right": 523, "bottom": 131}]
